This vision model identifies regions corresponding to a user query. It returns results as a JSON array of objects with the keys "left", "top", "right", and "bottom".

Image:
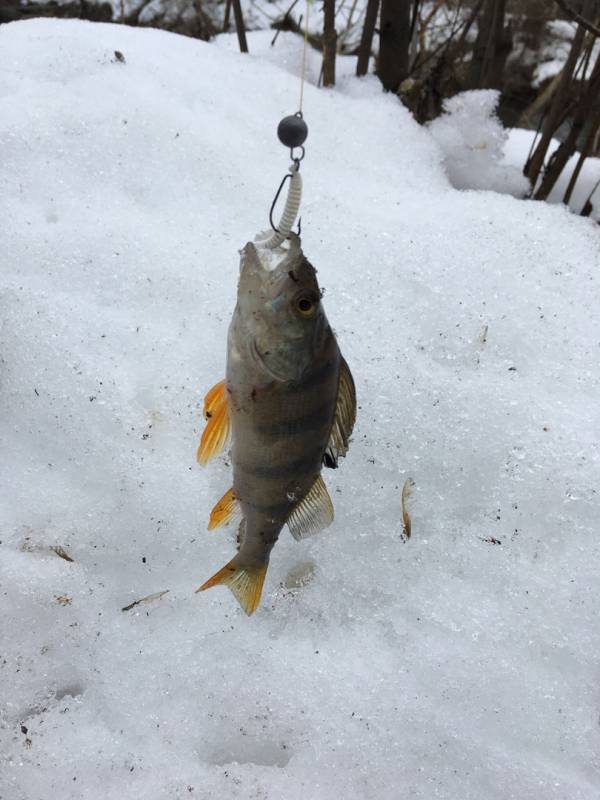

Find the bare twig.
[
  {"left": 517, "top": 68, "right": 563, "bottom": 129},
  {"left": 356, "top": 0, "right": 380, "bottom": 76},
  {"left": 122, "top": 590, "right": 170, "bottom": 612},
  {"left": 563, "top": 106, "right": 600, "bottom": 205},
  {"left": 323, "top": 0, "right": 337, "bottom": 85},
  {"left": 406, "top": 0, "right": 478, "bottom": 80},
  {"left": 418, "top": 0, "right": 445, "bottom": 54},
  {"left": 378, "top": 0, "right": 412, "bottom": 91},
  {"left": 523, "top": 36, "right": 594, "bottom": 154},
  {"left": 223, "top": 0, "right": 232, "bottom": 32},
  {"left": 524, "top": 2, "right": 591, "bottom": 185},
  {"left": 579, "top": 30, "right": 597, "bottom": 80},
  {"left": 231, "top": 0, "right": 248, "bottom": 52},
  {"left": 470, "top": 0, "right": 510, "bottom": 90},
  {"left": 555, "top": 0, "right": 600, "bottom": 38},
  {"left": 524, "top": 108, "right": 546, "bottom": 173},
  {"left": 270, "top": 0, "right": 301, "bottom": 45},
  {"left": 338, "top": 0, "right": 367, "bottom": 53},
  {"left": 409, "top": 0, "right": 421, "bottom": 41},
  {"left": 341, "top": 0, "right": 360, "bottom": 47},
  {"left": 581, "top": 177, "right": 600, "bottom": 216},
  {"left": 534, "top": 47, "right": 600, "bottom": 200}
]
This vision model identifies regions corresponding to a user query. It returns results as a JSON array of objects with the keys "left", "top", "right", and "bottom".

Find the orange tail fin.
[{"left": 196, "top": 556, "right": 267, "bottom": 615}]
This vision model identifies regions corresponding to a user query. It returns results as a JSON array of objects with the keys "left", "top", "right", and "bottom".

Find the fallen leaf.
[
  {"left": 401, "top": 478, "right": 415, "bottom": 542},
  {"left": 50, "top": 546, "right": 74, "bottom": 562}
]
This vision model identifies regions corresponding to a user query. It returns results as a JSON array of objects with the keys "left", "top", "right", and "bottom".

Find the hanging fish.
[{"left": 196, "top": 234, "right": 355, "bottom": 614}]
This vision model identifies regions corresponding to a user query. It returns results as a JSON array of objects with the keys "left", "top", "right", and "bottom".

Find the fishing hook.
[
  {"left": 269, "top": 172, "right": 292, "bottom": 234},
  {"left": 261, "top": 163, "right": 303, "bottom": 249}
]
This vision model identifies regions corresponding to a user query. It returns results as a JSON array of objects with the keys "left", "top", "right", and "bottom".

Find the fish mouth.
[
  {"left": 250, "top": 338, "right": 289, "bottom": 383},
  {"left": 243, "top": 236, "right": 303, "bottom": 277}
]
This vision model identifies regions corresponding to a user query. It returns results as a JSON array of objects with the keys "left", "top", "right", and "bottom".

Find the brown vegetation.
[{"left": 3, "top": 0, "right": 598, "bottom": 217}]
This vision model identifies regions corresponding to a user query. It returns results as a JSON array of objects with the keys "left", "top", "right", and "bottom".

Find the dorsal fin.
[
  {"left": 287, "top": 475, "right": 334, "bottom": 541},
  {"left": 323, "top": 357, "right": 356, "bottom": 469}
]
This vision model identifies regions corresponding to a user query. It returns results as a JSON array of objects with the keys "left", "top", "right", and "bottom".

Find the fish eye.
[{"left": 293, "top": 291, "right": 318, "bottom": 318}]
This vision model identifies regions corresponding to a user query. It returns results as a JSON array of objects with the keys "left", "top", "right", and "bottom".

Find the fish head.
[{"left": 235, "top": 236, "right": 329, "bottom": 382}]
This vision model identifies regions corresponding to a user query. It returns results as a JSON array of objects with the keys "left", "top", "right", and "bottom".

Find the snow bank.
[
  {"left": 1, "top": 19, "right": 600, "bottom": 800},
  {"left": 428, "top": 90, "right": 530, "bottom": 197},
  {"left": 533, "top": 20, "right": 600, "bottom": 86},
  {"left": 504, "top": 127, "right": 600, "bottom": 221},
  {"left": 427, "top": 89, "right": 600, "bottom": 219}
]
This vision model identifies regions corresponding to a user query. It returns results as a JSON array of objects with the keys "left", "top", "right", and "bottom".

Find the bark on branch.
[{"left": 555, "top": 0, "right": 600, "bottom": 39}]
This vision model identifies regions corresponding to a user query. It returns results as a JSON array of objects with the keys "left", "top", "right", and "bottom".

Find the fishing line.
[
  {"left": 299, "top": 0, "right": 311, "bottom": 113},
  {"left": 260, "top": 0, "right": 311, "bottom": 248}
]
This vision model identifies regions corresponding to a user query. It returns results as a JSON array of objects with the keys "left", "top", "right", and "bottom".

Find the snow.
[
  {"left": 428, "top": 90, "right": 530, "bottom": 198},
  {"left": 426, "top": 89, "right": 600, "bottom": 220},
  {"left": 2, "top": 18, "right": 600, "bottom": 800},
  {"left": 532, "top": 20, "right": 600, "bottom": 87},
  {"left": 504, "top": 128, "right": 600, "bottom": 221},
  {"left": 214, "top": 28, "right": 362, "bottom": 86},
  {"left": 532, "top": 20, "right": 577, "bottom": 86}
]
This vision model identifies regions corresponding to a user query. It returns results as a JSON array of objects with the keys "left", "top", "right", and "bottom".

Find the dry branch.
[
  {"left": 524, "top": 1, "right": 592, "bottom": 186},
  {"left": 323, "top": 0, "right": 337, "bottom": 86},
  {"left": 555, "top": 0, "right": 600, "bottom": 38},
  {"left": 356, "top": 0, "right": 380, "bottom": 76}
]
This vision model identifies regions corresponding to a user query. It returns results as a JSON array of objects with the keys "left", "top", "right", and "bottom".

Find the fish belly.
[{"left": 229, "top": 354, "right": 340, "bottom": 562}]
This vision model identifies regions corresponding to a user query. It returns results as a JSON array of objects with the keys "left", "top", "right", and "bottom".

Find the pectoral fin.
[
  {"left": 208, "top": 487, "right": 241, "bottom": 530},
  {"left": 287, "top": 475, "right": 334, "bottom": 541},
  {"left": 323, "top": 358, "right": 356, "bottom": 469},
  {"left": 196, "top": 556, "right": 267, "bottom": 615},
  {"left": 203, "top": 379, "right": 226, "bottom": 419},
  {"left": 197, "top": 380, "right": 230, "bottom": 465}
]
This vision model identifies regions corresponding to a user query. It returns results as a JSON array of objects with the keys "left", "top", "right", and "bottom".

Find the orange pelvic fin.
[
  {"left": 196, "top": 556, "right": 267, "bottom": 615},
  {"left": 208, "top": 487, "right": 240, "bottom": 530},
  {"left": 197, "top": 380, "right": 230, "bottom": 465}
]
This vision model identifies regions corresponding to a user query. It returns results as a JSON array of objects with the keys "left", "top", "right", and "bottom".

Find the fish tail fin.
[{"left": 195, "top": 556, "right": 267, "bottom": 615}]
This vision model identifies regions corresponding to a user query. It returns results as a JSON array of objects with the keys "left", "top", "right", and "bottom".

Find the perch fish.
[{"left": 196, "top": 234, "right": 355, "bottom": 614}]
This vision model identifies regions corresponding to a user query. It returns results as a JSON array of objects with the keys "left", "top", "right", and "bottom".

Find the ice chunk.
[{"left": 429, "top": 89, "right": 530, "bottom": 197}]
